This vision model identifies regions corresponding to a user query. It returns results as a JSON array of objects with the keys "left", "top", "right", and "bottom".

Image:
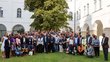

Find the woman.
[
  {"left": 78, "top": 44, "right": 84, "bottom": 55},
  {"left": 67, "top": 36, "right": 74, "bottom": 54},
  {"left": 4, "top": 36, "right": 11, "bottom": 58},
  {"left": 37, "top": 35, "right": 44, "bottom": 53},
  {"left": 92, "top": 35, "right": 100, "bottom": 57},
  {"left": 1, "top": 33, "right": 8, "bottom": 58}
]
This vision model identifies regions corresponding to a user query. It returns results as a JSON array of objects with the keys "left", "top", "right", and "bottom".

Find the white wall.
[{"left": 0, "top": 0, "right": 33, "bottom": 33}]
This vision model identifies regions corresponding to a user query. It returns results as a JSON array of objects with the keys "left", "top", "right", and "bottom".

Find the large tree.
[{"left": 25, "top": 0, "right": 72, "bottom": 31}]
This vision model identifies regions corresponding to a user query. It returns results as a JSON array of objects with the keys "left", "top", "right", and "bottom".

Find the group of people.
[{"left": 0, "top": 30, "right": 109, "bottom": 61}]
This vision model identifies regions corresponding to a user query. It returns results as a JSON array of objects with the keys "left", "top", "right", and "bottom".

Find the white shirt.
[
  {"left": 23, "top": 38, "right": 26, "bottom": 43},
  {"left": 102, "top": 37, "right": 105, "bottom": 44},
  {"left": 37, "top": 37, "right": 43, "bottom": 45},
  {"left": 74, "top": 38, "right": 78, "bottom": 44},
  {"left": 55, "top": 36, "right": 59, "bottom": 43},
  {"left": 88, "top": 37, "right": 90, "bottom": 43},
  {"left": 67, "top": 38, "right": 70, "bottom": 42},
  {"left": 1, "top": 36, "right": 8, "bottom": 51},
  {"left": 69, "top": 39, "right": 74, "bottom": 45}
]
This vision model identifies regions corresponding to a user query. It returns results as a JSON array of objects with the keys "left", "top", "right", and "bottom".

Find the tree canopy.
[{"left": 25, "top": 0, "right": 72, "bottom": 31}]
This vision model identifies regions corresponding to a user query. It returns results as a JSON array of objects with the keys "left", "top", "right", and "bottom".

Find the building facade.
[
  {"left": 74, "top": 0, "right": 110, "bottom": 51},
  {"left": 0, "top": 0, "right": 33, "bottom": 37},
  {"left": 66, "top": 0, "right": 74, "bottom": 29}
]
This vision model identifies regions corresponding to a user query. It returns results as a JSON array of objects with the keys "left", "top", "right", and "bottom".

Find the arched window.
[
  {"left": 13, "top": 25, "right": 25, "bottom": 34},
  {"left": 0, "top": 24, "right": 7, "bottom": 38},
  {"left": 87, "top": 3, "right": 89, "bottom": 15},
  {"left": 0, "top": 7, "right": 3, "bottom": 17},
  {"left": 17, "top": 8, "right": 22, "bottom": 18}
]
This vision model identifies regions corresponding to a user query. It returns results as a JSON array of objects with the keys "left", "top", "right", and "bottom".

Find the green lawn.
[{"left": 0, "top": 52, "right": 110, "bottom": 62}]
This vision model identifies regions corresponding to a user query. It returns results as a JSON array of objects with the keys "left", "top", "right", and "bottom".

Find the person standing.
[
  {"left": 1, "top": 33, "right": 8, "bottom": 58},
  {"left": 92, "top": 35, "right": 100, "bottom": 57},
  {"left": 68, "top": 37, "right": 74, "bottom": 54},
  {"left": 4, "top": 36, "right": 11, "bottom": 58},
  {"left": 86, "top": 33, "right": 92, "bottom": 46},
  {"left": 37, "top": 35, "right": 44, "bottom": 53},
  {"left": 33, "top": 35, "right": 37, "bottom": 53},
  {"left": 54, "top": 35, "right": 60, "bottom": 52},
  {"left": 78, "top": 35, "right": 82, "bottom": 46},
  {"left": 101, "top": 33, "right": 109, "bottom": 61},
  {"left": 74, "top": 34, "right": 78, "bottom": 54},
  {"left": 50, "top": 35, "right": 55, "bottom": 52},
  {"left": 43, "top": 33, "right": 48, "bottom": 53},
  {"left": 59, "top": 35, "right": 63, "bottom": 52}
]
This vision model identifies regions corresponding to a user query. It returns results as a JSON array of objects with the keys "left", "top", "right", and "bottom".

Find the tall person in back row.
[
  {"left": 101, "top": 33, "right": 109, "bottom": 61},
  {"left": 1, "top": 33, "right": 8, "bottom": 58},
  {"left": 4, "top": 36, "right": 11, "bottom": 58}
]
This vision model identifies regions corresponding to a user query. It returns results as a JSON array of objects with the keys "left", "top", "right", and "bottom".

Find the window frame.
[{"left": 17, "top": 8, "right": 22, "bottom": 18}]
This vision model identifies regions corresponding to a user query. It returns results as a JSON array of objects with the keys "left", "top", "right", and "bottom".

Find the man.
[
  {"left": 20, "top": 34, "right": 28, "bottom": 54},
  {"left": 86, "top": 33, "right": 92, "bottom": 46},
  {"left": 101, "top": 33, "right": 109, "bottom": 61},
  {"left": 74, "top": 34, "right": 78, "bottom": 54},
  {"left": 47, "top": 34, "right": 51, "bottom": 52},
  {"left": 43, "top": 33, "right": 48, "bottom": 53},
  {"left": 78, "top": 35, "right": 82, "bottom": 46},
  {"left": 54, "top": 35, "right": 59, "bottom": 52},
  {"left": 50, "top": 35, "right": 55, "bottom": 52}
]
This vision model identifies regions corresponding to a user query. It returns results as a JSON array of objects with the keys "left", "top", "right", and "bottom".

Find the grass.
[{"left": 0, "top": 52, "right": 110, "bottom": 62}]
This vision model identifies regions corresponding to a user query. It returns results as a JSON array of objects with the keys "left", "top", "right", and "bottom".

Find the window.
[
  {"left": 87, "top": 3, "right": 89, "bottom": 15},
  {"left": 94, "top": 0, "right": 97, "bottom": 11},
  {"left": 17, "top": 8, "right": 22, "bottom": 18},
  {"left": 99, "top": 0, "right": 101, "bottom": 9},
  {"left": 84, "top": 6, "right": 86, "bottom": 16},
  {"left": 79, "top": 9, "right": 81, "bottom": 19},
  {"left": 76, "top": 11, "right": 78, "bottom": 20},
  {"left": 0, "top": 7, "right": 3, "bottom": 17},
  {"left": 69, "top": 11, "right": 73, "bottom": 20},
  {"left": 0, "top": 24, "right": 6, "bottom": 38}
]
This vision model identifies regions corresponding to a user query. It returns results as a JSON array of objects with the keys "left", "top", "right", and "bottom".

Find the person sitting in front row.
[
  {"left": 85, "top": 45, "right": 94, "bottom": 58},
  {"left": 15, "top": 45, "right": 23, "bottom": 56},
  {"left": 77, "top": 44, "right": 84, "bottom": 55}
]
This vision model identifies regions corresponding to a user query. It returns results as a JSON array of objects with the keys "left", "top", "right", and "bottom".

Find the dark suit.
[
  {"left": 4, "top": 39, "right": 11, "bottom": 58},
  {"left": 47, "top": 36, "right": 55, "bottom": 52},
  {"left": 20, "top": 37, "right": 28, "bottom": 48},
  {"left": 28, "top": 37, "right": 33, "bottom": 51},
  {"left": 50, "top": 37, "right": 55, "bottom": 52},
  {"left": 77, "top": 37, "right": 82, "bottom": 46},
  {"left": 86, "top": 36, "right": 92, "bottom": 45},
  {"left": 102, "top": 37, "right": 109, "bottom": 61},
  {"left": 43, "top": 36, "right": 48, "bottom": 53},
  {"left": 47, "top": 37, "right": 51, "bottom": 52}
]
